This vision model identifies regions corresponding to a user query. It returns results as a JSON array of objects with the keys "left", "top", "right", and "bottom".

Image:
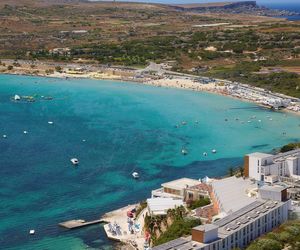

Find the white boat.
[
  {"left": 181, "top": 148, "right": 188, "bottom": 155},
  {"left": 14, "top": 95, "right": 21, "bottom": 101},
  {"left": 132, "top": 172, "right": 139, "bottom": 179},
  {"left": 212, "top": 149, "right": 217, "bottom": 154},
  {"left": 70, "top": 158, "right": 79, "bottom": 165},
  {"left": 203, "top": 152, "right": 207, "bottom": 156},
  {"left": 48, "top": 121, "right": 54, "bottom": 125},
  {"left": 3, "top": 135, "right": 7, "bottom": 138},
  {"left": 23, "top": 130, "right": 28, "bottom": 134},
  {"left": 181, "top": 121, "right": 187, "bottom": 125},
  {"left": 258, "top": 120, "right": 262, "bottom": 122},
  {"left": 29, "top": 229, "right": 35, "bottom": 235}
]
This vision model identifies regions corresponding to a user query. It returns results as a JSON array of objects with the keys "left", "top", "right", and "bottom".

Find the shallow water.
[{"left": 0, "top": 74, "right": 299, "bottom": 249}]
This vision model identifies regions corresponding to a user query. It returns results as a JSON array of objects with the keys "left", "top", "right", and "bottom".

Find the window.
[
  {"left": 188, "top": 192, "right": 193, "bottom": 199},
  {"left": 257, "top": 167, "right": 260, "bottom": 173},
  {"left": 258, "top": 160, "right": 260, "bottom": 166}
]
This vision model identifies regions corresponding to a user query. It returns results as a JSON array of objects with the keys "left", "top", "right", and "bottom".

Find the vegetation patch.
[{"left": 246, "top": 220, "right": 300, "bottom": 250}]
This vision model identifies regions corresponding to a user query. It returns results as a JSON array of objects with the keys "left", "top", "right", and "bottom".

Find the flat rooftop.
[
  {"left": 162, "top": 178, "right": 200, "bottom": 190},
  {"left": 147, "top": 198, "right": 183, "bottom": 214},
  {"left": 259, "top": 185, "right": 286, "bottom": 192},
  {"left": 151, "top": 237, "right": 202, "bottom": 250},
  {"left": 193, "top": 224, "right": 218, "bottom": 232},
  {"left": 212, "top": 176, "right": 256, "bottom": 213},
  {"left": 246, "top": 152, "right": 273, "bottom": 158},
  {"left": 273, "top": 149, "right": 300, "bottom": 162},
  {"left": 215, "top": 199, "right": 283, "bottom": 238}
]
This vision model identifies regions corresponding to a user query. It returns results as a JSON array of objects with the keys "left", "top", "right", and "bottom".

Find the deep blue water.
[{"left": 1, "top": 74, "right": 300, "bottom": 249}]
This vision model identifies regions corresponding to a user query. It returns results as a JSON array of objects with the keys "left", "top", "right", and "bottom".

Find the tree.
[
  {"left": 55, "top": 66, "right": 62, "bottom": 72},
  {"left": 239, "top": 167, "right": 244, "bottom": 177},
  {"left": 7, "top": 65, "right": 13, "bottom": 70},
  {"left": 228, "top": 167, "right": 235, "bottom": 176}
]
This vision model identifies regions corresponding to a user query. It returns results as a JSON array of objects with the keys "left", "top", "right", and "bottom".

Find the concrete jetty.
[{"left": 59, "top": 219, "right": 104, "bottom": 229}]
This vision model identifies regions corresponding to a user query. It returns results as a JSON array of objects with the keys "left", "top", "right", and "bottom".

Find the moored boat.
[
  {"left": 70, "top": 158, "right": 79, "bottom": 165},
  {"left": 132, "top": 172, "right": 139, "bottom": 179}
]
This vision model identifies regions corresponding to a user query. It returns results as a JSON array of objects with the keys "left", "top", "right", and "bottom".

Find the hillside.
[
  {"left": 169, "top": 1, "right": 297, "bottom": 17},
  {"left": 0, "top": 0, "right": 300, "bottom": 96}
]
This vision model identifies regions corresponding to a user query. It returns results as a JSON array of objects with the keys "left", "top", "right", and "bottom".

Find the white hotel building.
[
  {"left": 244, "top": 149, "right": 300, "bottom": 183},
  {"left": 152, "top": 184, "right": 290, "bottom": 250}
]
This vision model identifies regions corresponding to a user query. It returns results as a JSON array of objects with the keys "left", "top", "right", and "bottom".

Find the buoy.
[
  {"left": 29, "top": 229, "right": 35, "bottom": 235},
  {"left": 212, "top": 149, "right": 217, "bottom": 154},
  {"left": 82, "top": 139, "right": 86, "bottom": 142},
  {"left": 203, "top": 152, "right": 207, "bottom": 156},
  {"left": 3, "top": 135, "right": 7, "bottom": 138},
  {"left": 23, "top": 131, "right": 28, "bottom": 134}
]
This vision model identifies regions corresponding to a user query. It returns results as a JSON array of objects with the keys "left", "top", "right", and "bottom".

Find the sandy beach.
[{"left": 1, "top": 59, "right": 299, "bottom": 116}]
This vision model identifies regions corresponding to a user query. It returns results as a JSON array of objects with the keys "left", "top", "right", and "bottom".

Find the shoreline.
[{"left": 1, "top": 62, "right": 300, "bottom": 117}]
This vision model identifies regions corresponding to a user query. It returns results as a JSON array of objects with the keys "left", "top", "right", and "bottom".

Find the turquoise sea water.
[{"left": 1, "top": 74, "right": 300, "bottom": 250}]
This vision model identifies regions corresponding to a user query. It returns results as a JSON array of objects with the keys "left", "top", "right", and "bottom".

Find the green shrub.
[
  {"left": 188, "top": 198, "right": 211, "bottom": 210},
  {"left": 153, "top": 217, "right": 201, "bottom": 246},
  {"left": 247, "top": 238, "right": 282, "bottom": 250}
]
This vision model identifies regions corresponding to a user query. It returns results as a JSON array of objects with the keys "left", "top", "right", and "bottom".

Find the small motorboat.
[
  {"left": 258, "top": 120, "right": 262, "bottom": 122},
  {"left": 70, "top": 158, "right": 79, "bottom": 165},
  {"left": 181, "top": 121, "right": 187, "bottom": 125},
  {"left": 23, "top": 130, "right": 28, "bottom": 134},
  {"left": 48, "top": 121, "right": 54, "bottom": 125},
  {"left": 14, "top": 95, "right": 21, "bottom": 101},
  {"left": 3, "top": 135, "right": 7, "bottom": 138},
  {"left": 181, "top": 148, "right": 188, "bottom": 155},
  {"left": 212, "top": 149, "right": 217, "bottom": 154},
  {"left": 82, "top": 139, "right": 86, "bottom": 142},
  {"left": 132, "top": 172, "right": 139, "bottom": 179},
  {"left": 29, "top": 229, "right": 35, "bottom": 235},
  {"left": 203, "top": 152, "right": 207, "bottom": 156}
]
